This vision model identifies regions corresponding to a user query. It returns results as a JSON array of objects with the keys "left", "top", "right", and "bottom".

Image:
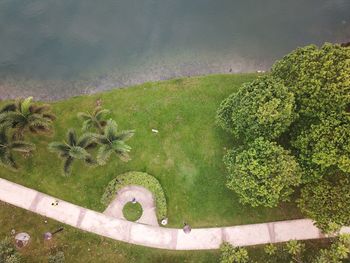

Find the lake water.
[{"left": 0, "top": 0, "right": 349, "bottom": 100}]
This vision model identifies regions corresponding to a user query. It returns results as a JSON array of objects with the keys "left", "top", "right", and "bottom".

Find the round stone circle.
[{"left": 122, "top": 202, "right": 143, "bottom": 222}]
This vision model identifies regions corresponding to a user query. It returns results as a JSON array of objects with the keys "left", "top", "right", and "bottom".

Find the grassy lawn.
[{"left": 0, "top": 73, "right": 301, "bottom": 227}]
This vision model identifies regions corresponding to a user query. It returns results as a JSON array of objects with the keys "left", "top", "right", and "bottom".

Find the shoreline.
[{"left": 0, "top": 60, "right": 268, "bottom": 101}]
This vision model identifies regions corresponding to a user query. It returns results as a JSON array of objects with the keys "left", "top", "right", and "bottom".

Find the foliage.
[
  {"left": 264, "top": 244, "right": 277, "bottom": 256},
  {"left": 48, "top": 129, "right": 96, "bottom": 175},
  {"left": 101, "top": 172, "right": 167, "bottom": 220},
  {"left": 122, "top": 202, "right": 143, "bottom": 222},
  {"left": 313, "top": 235, "right": 350, "bottom": 263},
  {"left": 0, "top": 97, "right": 55, "bottom": 140},
  {"left": 48, "top": 251, "right": 65, "bottom": 263},
  {"left": 224, "top": 138, "right": 301, "bottom": 207},
  {"left": 271, "top": 43, "right": 350, "bottom": 118},
  {"left": 286, "top": 240, "right": 305, "bottom": 263},
  {"left": 0, "top": 127, "right": 35, "bottom": 171},
  {"left": 298, "top": 176, "right": 350, "bottom": 233},
  {"left": 292, "top": 114, "right": 350, "bottom": 181},
  {"left": 93, "top": 119, "right": 134, "bottom": 165},
  {"left": 0, "top": 237, "right": 21, "bottom": 263},
  {"left": 216, "top": 76, "right": 297, "bottom": 141},
  {"left": 77, "top": 106, "right": 110, "bottom": 134},
  {"left": 219, "top": 242, "right": 249, "bottom": 263}
]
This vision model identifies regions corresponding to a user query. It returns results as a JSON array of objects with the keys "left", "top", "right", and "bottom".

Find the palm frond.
[
  {"left": 97, "top": 144, "right": 113, "bottom": 165},
  {"left": 63, "top": 156, "right": 74, "bottom": 176},
  {"left": 20, "top": 97, "right": 33, "bottom": 116},
  {"left": 104, "top": 119, "right": 118, "bottom": 141},
  {"left": 69, "top": 146, "right": 90, "bottom": 160},
  {"left": 115, "top": 130, "right": 135, "bottom": 141},
  {"left": 10, "top": 141, "right": 35, "bottom": 153},
  {"left": 95, "top": 108, "right": 110, "bottom": 120},
  {"left": 48, "top": 142, "right": 70, "bottom": 155},
  {"left": 67, "top": 129, "right": 77, "bottom": 146},
  {"left": 77, "top": 133, "right": 96, "bottom": 148},
  {"left": 0, "top": 103, "right": 16, "bottom": 113},
  {"left": 0, "top": 153, "right": 18, "bottom": 170}
]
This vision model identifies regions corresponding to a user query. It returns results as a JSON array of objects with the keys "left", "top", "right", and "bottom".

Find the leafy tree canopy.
[
  {"left": 217, "top": 76, "right": 297, "bottom": 141},
  {"left": 298, "top": 175, "right": 350, "bottom": 233},
  {"left": 224, "top": 138, "right": 301, "bottom": 207},
  {"left": 292, "top": 114, "right": 350, "bottom": 181},
  {"left": 271, "top": 43, "right": 350, "bottom": 118}
]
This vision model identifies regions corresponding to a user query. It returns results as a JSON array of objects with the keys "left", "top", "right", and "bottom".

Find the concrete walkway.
[
  {"left": 103, "top": 185, "right": 158, "bottom": 226},
  {"left": 0, "top": 178, "right": 349, "bottom": 250}
]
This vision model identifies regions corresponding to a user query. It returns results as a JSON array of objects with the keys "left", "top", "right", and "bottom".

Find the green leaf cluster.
[
  {"left": 217, "top": 76, "right": 297, "bottom": 141},
  {"left": 271, "top": 43, "right": 350, "bottom": 118},
  {"left": 224, "top": 138, "right": 301, "bottom": 207},
  {"left": 0, "top": 237, "right": 21, "bottom": 263},
  {"left": 298, "top": 176, "right": 350, "bottom": 233}
]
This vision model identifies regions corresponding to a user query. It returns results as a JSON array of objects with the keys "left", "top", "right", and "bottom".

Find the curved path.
[
  {"left": 0, "top": 178, "right": 349, "bottom": 250},
  {"left": 103, "top": 185, "right": 158, "bottom": 226}
]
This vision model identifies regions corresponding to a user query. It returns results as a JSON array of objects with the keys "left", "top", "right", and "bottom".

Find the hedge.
[{"left": 101, "top": 172, "right": 167, "bottom": 220}]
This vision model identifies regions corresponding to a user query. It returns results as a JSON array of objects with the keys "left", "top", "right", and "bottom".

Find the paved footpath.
[
  {"left": 0, "top": 178, "right": 349, "bottom": 250},
  {"left": 104, "top": 185, "right": 158, "bottom": 226}
]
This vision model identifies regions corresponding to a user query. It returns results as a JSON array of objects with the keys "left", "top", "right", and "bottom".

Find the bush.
[
  {"left": 271, "top": 43, "right": 350, "bottom": 118},
  {"left": 216, "top": 76, "right": 297, "bottom": 141},
  {"left": 298, "top": 176, "right": 350, "bottom": 233},
  {"left": 0, "top": 237, "right": 21, "bottom": 263},
  {"left": 224, "top": 138, "right": 301, "bottom": 207},
  {"left": 219, "top": 242, "right": 249, "bottom": 263},
  {"left": 101, "top": 172, "right": 167, "bottom": 220}
]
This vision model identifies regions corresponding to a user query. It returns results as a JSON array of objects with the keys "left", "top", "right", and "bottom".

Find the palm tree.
[
  {"left": 0, "top": 97, "right": 56, "bottom": 140},
  {"left": 0, "top": 127, "right": 35, "bottom": 170},
  {"left": 48, "top": 129, "right": 96, "bottom": 176},
  {"left": 77, "top": 106, "right": 110, "bottom": 134},
  {"left": 94, "top": 120, "right": 134, "bottom": 165}
]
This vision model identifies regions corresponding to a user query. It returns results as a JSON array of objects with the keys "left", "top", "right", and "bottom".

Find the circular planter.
[{"left": 122, "top": 202, "right": 143, "bottom": 221}]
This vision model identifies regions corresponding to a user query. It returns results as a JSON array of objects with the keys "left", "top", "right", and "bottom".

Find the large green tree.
[
  {"left": 0, "top": 97, "right": 56, "bottom": 139},
  {"left": 0, "top": 127, "right": 35, "bottom": 170},
  {"left": 216, "top": 76, "right": 296, "bottom": 141},
  {"left": 48, "top": 129, "right": 96, "bottom": 175},
  {"left": 298, "top": 176, "right": 350, "bottom": 233},
  {"left": 271, "top": 43, "right": 350, "bottom": 118},
  {"left": 224, "top": 138, "right": 301, "bottom": 207},
  {"left": 292, "top": 114, "right": 350, "bottom": 182},
  {"left": 93, "top": 119, "right": 134, "bottom": 165}
]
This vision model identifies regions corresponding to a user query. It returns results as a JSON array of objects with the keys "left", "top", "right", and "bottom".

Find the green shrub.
[
  {"left": 101, "top": 172, "right": 167, "bottom": 220},
  {"left": 224, "top": 138, "right": 302, "bottom": 207},
  {"left": 298, "top": 176, "right": 350, "bottom": 233},
  {"left": 216, "top": 76, "right": 297, "bottom": 141},
  {"left": 0, "top": 237, "right": 21, "bottom": 263}
]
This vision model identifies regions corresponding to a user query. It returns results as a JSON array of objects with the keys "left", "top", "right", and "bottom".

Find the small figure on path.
[
  {"left": 183, "top": 222, "right": 191, "bottom": 234},
  {"left": 131, "top": 197, "right": 137, "bottom": 204}
]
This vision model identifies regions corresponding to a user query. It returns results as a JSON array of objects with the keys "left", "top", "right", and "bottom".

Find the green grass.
[
  {"left": 0, "top": 74, "right": 301, "bottom": 227},
  {"left": 123, "top": 202, "right": 143, "bottom": 221}
]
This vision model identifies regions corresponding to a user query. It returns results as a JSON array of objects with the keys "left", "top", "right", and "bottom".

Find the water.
[{"left": 0, "top": 0, "right": 349, "bottom": 100}]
